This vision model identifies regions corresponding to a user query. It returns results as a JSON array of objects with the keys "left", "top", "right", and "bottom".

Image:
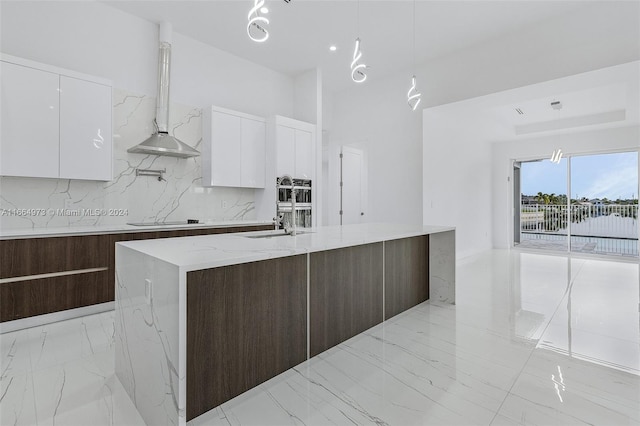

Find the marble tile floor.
[{"left": 1, "top": 249, "right": 638, "bottom": 425}]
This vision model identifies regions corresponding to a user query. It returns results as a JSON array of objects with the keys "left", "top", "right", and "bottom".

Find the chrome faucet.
[{"left": 280, "top": 174, "right": 297, "bottom": 236}]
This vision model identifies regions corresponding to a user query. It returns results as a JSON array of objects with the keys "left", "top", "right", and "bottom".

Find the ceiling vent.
[
  {"left": 551, "top": 101, "right": 563, "bottom": 111},
  {"left": 515, "top": 108, "right": 524, "bottom": 115}
]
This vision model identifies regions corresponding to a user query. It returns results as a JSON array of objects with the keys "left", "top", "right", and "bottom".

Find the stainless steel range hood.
[{"left": 128, "top": 22, "right": 199, "bottom": 158}]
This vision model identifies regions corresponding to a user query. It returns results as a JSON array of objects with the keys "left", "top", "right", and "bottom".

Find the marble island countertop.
[
  {"left": 0, "top": 219, "right": 275, "bottom": 240},
  {"left": 117, "top": 222, "right": 455, "bottom": 272}
]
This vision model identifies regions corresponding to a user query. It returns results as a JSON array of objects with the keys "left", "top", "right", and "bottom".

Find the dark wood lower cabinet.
[
  {"left": 0, "top": 225, "right": 273, "bottom": 322},
  {"left": 186, "top": 255, "right": 307, "bottom": 421},
  {"left": 0, "top": 270, "right": 111, "bottom": 321},
  {"left": 0, "top": 234, "right": 110, "bottom": 279},
  {"left": 384, "top": 236, "right": 430, "bottom": 320},
  {"left": 309, "top": 243, "right": 384, "bottom": 357}
]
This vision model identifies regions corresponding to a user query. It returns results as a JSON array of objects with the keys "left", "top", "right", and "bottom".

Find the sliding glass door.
[
  {"left": 517, "top": 156, "right": 569, "bottom": 252},
  {"left": 515, "top": 151, "right": 638, "bottom": 257},
  {"left": 569, "top": 152, "right": 638, "bottom": 256}
]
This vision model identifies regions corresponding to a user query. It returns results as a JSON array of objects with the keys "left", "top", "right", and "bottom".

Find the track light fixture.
[{"left": 247, "top": 0, "right": 269, "bottom": 43}]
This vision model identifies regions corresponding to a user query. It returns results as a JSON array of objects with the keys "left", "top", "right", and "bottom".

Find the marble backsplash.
[{"left": 0, "top": 89, "right": 257, "bottom": 230}]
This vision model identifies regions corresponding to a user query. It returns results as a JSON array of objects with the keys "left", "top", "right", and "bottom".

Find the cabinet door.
[
  {"left": 276, "top": 125, "right": 295, "bottom": 178},
  {"left": 240, "top": 118, "right": 265, "bottom": 188},
  {"left": 59, "top": 76, "right": 113, "bottom": 181},
  {"left": 211, "top": 111, "right": 242, "bottom": 187},
  {"left": 0, "top": 61, "right": 60, "bottom": 178},
  {"left": 294, "top": 129, "right": 313, "bottom": 179}
]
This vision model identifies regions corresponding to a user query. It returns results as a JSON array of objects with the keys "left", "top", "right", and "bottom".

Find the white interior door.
[{"left": 341, "top": 146, "right": 364, "bottom": 225}]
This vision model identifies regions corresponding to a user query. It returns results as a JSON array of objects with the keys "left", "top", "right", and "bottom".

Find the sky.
[{"left": 521, "top": 151, "right": 638, "bottom": 200}]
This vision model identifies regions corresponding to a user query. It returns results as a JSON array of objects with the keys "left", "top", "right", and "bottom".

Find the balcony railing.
[{"left": 519, "top": 204, "right": 638, "bottom": 256}]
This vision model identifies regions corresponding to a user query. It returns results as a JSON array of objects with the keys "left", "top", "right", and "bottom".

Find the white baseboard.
[{"left": 0, "top": 302, "right": 114, "bottom": 334}]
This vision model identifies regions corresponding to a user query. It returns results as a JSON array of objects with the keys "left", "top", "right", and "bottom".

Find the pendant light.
[
  {"left": 351, "top": 0, "right": 367, "bottom": 83},
  {"left": 407, "top": 0, "right": 422, "bottom": 110},
  {"left": 551, "top": 149, "right": 563, "bottom": 164},
  {"left": 247, "top": 0, "right": 269, "bottom": 43}
]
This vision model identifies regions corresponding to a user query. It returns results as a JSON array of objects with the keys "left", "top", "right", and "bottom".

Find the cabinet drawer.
[
  {"left": 0, "top": 235, "right": 111, "bottom": 279},
  {"left": 0, "top": 269, "right": 111, "bottom": 322}
]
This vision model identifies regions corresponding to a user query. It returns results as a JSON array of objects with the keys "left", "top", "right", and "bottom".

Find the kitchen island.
[{"left": 114, "top": 223, "right": 455, "bottom": 425}]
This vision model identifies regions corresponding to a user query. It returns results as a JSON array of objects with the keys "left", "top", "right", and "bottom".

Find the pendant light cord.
[
  {"left": 357, "top": 0, "right": 360, "bottom": 36},
  {"left": 412, "top": 0, "right": 416, "bottom": 71}
]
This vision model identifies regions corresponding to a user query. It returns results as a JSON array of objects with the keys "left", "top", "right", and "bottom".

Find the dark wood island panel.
[
  {"left": 309, "top": 243, "right": 384, "bottom": 357},
  {"left": 384, "top": 236, "right": 430, "bottom": 320},
  {"left": 186, "top": 255, "right": 307, "bottom": 421}
]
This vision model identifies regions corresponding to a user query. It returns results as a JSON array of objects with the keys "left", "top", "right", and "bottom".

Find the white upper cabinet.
[
  {"left": 0, "top": 55, "right": 113, "bottom": 181},
  {"left": 203, "top": 106, "right": 266, "bottom": 188},
  {"left": 241, "top": 118, "right": 266, "bottom": 188},
  {"left": 294, "top": 129, "right": 313, "bottom": 179},
  {"left": 207, "top": 110, "right": 242, "bottom": 187},
  {"left": 0, "top": 61, "right": 60, "bottom": 178},
  {"left": 273, "top": 118, "right": 316, "bottom": 181},
  {"left": 275, "top": 125, "right": 295, "bottom": 178},
  {"left": 59, "top": 76, "right": 112, "bottom": 181}
]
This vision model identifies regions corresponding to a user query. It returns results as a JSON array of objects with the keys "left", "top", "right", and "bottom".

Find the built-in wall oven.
[{"left": 276, "top": 176, "right": 312, "bottom": 229}]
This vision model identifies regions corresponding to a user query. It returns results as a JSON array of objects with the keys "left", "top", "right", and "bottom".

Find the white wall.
[
  {"left": 492, "top": 126, "right": 640, "bottom": 249},
  {"left": 293, "top": 69, "right": 320, "bottom": 125},
  {"left": 331, "top": 76, "right": 423, "bottom": 225},
  {"left": 0, "top": 1, "right": 294, "bottom": 117},
  {"left": 329, "top": 1, "right": 640, "bottom": 228},
  {"left": 423, "top": 109, "right": 496, "bottom": 258}
]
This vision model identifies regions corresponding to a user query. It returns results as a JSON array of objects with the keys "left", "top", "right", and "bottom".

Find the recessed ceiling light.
[
  {"left": 260, "top": 7, "right": 269, "bottom": 13},
  {"left": 329, "top": 45, "right": 337, "bottom": 52}
]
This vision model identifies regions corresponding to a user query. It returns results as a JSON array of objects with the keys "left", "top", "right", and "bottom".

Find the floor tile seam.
[
  {"left": 487, "top": 340, "right": 538, "bottom": 425},
  {"left": 508, "top": 360, "right": 640, "bottom": 396},
  {"left": 547, "top": 323, "right": 640, "bottom": 346},
  {"left": 535, "top": 257, "right": 588, "bottom": 340},
  {"left": 29, "top": 370, "right": 38, "bottom": 425},
  {"left": 367, "top": 326, "right": 536, "bottom": 366},
  {"left": 514, "top": 247, "right": 639, "bottom": 262}
]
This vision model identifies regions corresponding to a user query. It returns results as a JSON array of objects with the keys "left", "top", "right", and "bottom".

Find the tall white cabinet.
[
  {"left": 256, "top": 115, "right": 317, "bottom": 223},
  {"left": 275, "top": 125, "right": 313, "bottom": 179},
  {"left": 0, "top": 54, "right": 113, "bottom": 181},
  {"left": 202, "top": 106, "right": 266, "bottom": 188}
]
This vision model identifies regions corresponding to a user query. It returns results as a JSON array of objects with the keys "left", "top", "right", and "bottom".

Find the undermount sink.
[
  {"left": 127, "top": 220, "right": 200, "bottom": 226},
  {"left": 245, "top": 231, "right": 313, "bottom": 239}
]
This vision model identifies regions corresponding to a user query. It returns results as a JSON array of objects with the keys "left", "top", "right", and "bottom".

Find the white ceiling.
[
  {"left": 104, "top": 0, "right": 591, "bottom": 91},
  {"left": 483, "top": 63, "right": 640, "bottom": 140}
]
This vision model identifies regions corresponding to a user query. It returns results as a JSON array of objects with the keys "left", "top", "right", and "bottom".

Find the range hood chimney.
[{"left": 128, "top": 22, "right": 200, "bottom": 158}]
